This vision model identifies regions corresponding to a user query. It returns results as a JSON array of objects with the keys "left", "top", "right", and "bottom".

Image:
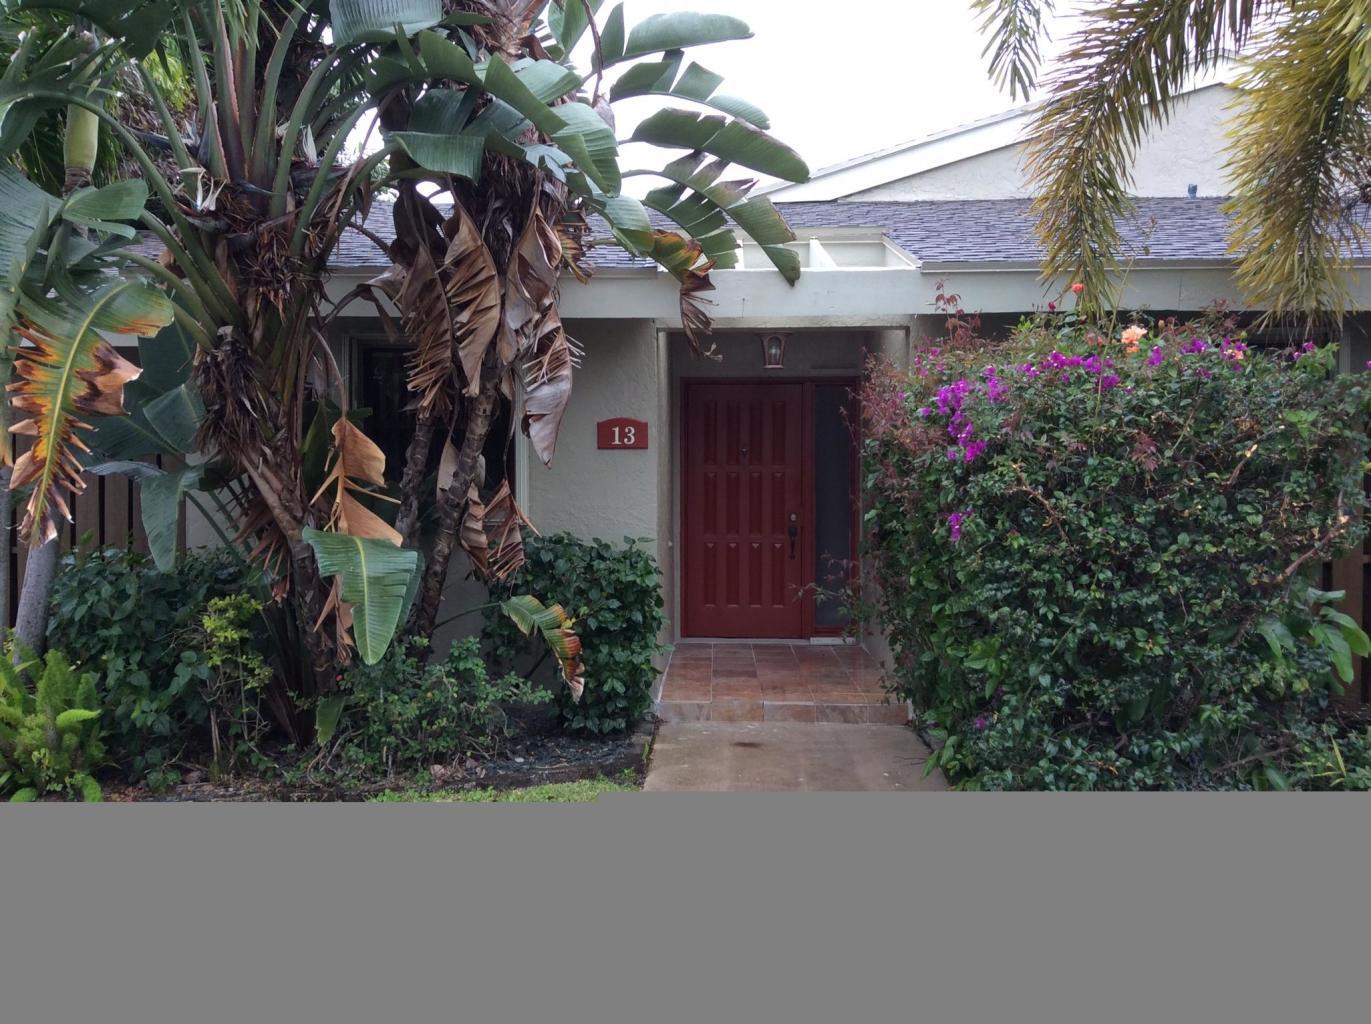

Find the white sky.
[{"left": 601, "top": 0, "right": 1078, "bottom": 191}]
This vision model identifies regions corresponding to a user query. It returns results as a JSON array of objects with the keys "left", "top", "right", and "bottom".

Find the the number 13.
[{"left": 612, "top": 425, "right": 637, "bottom": 446}]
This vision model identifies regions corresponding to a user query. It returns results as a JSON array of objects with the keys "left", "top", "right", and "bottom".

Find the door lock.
[{"left": 788, "top": 513, "right": 799, "bottom": 559}]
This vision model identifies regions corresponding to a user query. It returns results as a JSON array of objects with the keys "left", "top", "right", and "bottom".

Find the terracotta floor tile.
[
  {"left": 671, "top": 645, "right": 714, "bottom": 659},
  {"left": 815, "top": 703, "right": 867, "bottom": 724},
  {"left": 867, "top": 704, "right": 911, "bottom": 725},
  {"left": 710, "top": 699, "right": 765, "bottom": 723},
  {"left": 712, "top": 681, "right": 764, "bottom": 700},
  {"left": 658, "top": 700, "right": 710, "bottom": 723},
  {"left": 819, "top": 692, "right": 870, "bottom": 706},
  {"left": 764, "top": 702, "right": 817, "bottom": 723},
  {"left": 713, "top": 659, "right": 758, "bottom": 672},
  {"left": 710, "top": 645, "right": 755, "bottom": 658},
  {"left": 664, "top": 684, "right": 713, "bottom": 702}
]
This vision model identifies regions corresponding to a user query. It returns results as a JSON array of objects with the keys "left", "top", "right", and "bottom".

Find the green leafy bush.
[
  {"left": 334, "top": 637, "right": 547, "bottom": 778},
  {"left": 485, "top": 535, "right": 667, "bottom": 734},
  {"left": 862, "top": 313, "right": 1371, "bottom": 789},
  {"left": 0, "top": 648, "right": 105, "bottom": 802},
  {"left": 48, "top": 548, "right": 249, "bottom": 785}
]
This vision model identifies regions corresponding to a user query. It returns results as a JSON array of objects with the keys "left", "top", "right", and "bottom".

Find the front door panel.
[{"left": 683, "top": 383, "right": 805, "bottom": 638}]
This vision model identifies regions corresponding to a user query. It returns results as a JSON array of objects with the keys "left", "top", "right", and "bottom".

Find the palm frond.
[
  {"left": 973, "top": 0, "right": 1056, "bottom": 101},
  {"left": 1226, "top": 0, "right": 1371, "bottom": 322},
  {"left": 1023, "top": 0, "right": 1269, "bottom": 309}
]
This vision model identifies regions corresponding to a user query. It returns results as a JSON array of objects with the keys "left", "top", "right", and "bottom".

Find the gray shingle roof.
[
  {"left": 164, "top": 196, "right": 1365, "bottom": 272},
  {"left": 331, "top": 196, "right": 1260, "bottom": 271},
  {"left": 772, "top": 197, "right": 1243, "bottom": 264}
]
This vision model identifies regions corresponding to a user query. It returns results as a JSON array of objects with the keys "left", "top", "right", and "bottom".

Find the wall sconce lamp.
[{"left": 759, "top": 332, "right": 789, "bottom": 369}]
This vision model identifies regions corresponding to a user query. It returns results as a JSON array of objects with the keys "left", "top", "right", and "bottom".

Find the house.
[{"left": 166, "top": 81, "right": 1365, "bottom": 713}]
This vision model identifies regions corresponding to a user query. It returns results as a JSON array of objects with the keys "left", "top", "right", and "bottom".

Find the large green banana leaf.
[{"left": 303, "top": 528, "right": 420, "bottom": 665}]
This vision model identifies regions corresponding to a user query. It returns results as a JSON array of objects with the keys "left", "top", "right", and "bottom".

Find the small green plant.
[
  {"left": 332, "top": 637, "right": 548, "bottom": 779},
  {"left": 0, "top": 647, "right": 105, "bottom": 802},
  {"left": 179, "top": 594, "right": 274, "bottom": 779},
  {"left": 1282, "top": 725, "right": 1371, "bottom": 790},
  {"left": 484, "top": 535, "right": 668, "bottom": 734}
]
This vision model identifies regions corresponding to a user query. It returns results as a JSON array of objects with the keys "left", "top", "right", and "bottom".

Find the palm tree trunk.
[
  {"left": 409, "top": 379, "right": 498, "bottom": 638},
  {"left": 12, "top": 538, "right": 58, "bottom": 658},
  {"left": 394, "top": 411, "right": 437, "bottom": 548}
]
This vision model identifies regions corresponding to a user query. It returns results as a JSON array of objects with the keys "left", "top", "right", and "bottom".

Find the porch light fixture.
[{"left": 760, "top": 332, "right": 789, "bottom": 369}]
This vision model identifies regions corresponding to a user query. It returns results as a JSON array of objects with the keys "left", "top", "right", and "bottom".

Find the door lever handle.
[{"left": 788, "top": 513, "right": 799, "bottom": 560}]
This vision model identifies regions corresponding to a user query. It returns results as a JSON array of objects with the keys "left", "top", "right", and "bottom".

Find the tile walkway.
[{"left": 656, "top": 642, "right": 908, "bottom": 725}]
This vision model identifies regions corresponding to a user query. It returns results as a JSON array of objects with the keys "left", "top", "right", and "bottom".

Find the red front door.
[{"left": 682, "top": 383, "right": 806, "bottom": 638}]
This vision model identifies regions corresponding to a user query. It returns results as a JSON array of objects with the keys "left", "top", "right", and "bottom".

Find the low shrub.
[
  {"left": 334, "top": 637, "right": 547, "bottom": 778},
  {"left": 862, "top": 311, "right": 1371, "bottom": 789},
  {"left": 484, "top": 534, "right": 667, "bottom": 734},
  {"left": 181, "top": 594, "right": 274, "bottom": 779},
  {"left": 0, "top": 648, "right": 105, "bottom": 802},
  {"left": 47, "top": 548, "right": 249, "bottom": 787}
]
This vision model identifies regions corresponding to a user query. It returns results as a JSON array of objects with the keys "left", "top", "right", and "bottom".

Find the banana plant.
[
  {"left": 331, "top": 0, "right": 812, "bottom": 641},
  {"left": 0, "top": 1, "right": 809, "bottom": 704}
]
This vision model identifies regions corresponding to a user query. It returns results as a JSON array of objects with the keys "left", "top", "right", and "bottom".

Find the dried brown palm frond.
[
  {"left": 311, "top": 418, "right": 400, "bottom": 544},
  {"left": 520, "top": 308, "right": 579, "bottom": 467},
  {"left": 459, "top": 478, "right": 535, "bottom": 580}
]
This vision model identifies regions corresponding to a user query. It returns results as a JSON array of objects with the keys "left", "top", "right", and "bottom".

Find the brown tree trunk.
[
  {"left": 394, "top": 411, "right": 437, "bottom": 548},
  {"left": 409, "top": 378, "right": 499, "bottom": 639}
]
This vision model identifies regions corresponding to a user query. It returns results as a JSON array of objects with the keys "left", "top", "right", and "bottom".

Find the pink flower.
[
  {"left": 1071, "top": 282, "right": 1085, "bottom": 295},
  {"left": 1120, "top": 325, "right": 1147, "bottom": 353}
]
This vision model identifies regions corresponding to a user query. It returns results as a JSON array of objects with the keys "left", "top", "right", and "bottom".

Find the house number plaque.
[{"left": 597, "top": 418, "right": 649, "bottom": 450}]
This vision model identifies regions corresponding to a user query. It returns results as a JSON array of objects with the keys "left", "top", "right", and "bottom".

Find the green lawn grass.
[{"left": 372, "top": 771, "right": 639, "bottom": 803}]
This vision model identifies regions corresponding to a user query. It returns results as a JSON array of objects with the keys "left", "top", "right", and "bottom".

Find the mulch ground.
[{"left": 100, "top": 720, "right": 657, "bottom": 803}]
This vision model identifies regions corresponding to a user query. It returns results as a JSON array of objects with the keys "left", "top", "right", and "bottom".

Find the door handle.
[{"left": 788, "top": 513, "right": 799, "bottom": 559}]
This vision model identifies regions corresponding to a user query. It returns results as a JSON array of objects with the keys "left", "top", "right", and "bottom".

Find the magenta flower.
[
  {"left": 947, "top": 510, "right": 971, "bottom": 542},
  {"left": 973, "top": 716, "right": 989, "bottom": 731},
  {"left": 1100, "top": 374, "right": 1121, "bottom": 391},
  {"left": 1147, "top": 346, "right": 1164, "bottom": 366}
]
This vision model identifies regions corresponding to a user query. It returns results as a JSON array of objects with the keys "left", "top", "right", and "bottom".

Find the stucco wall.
[
  {"left": 524, "top": 318, "right": 662, "bottom": 541},
  {"left": 849, "top": 84, "right": 1241, "bottom": 202}
]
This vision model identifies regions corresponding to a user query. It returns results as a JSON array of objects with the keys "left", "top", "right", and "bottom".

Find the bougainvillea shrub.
[{"left": 862, "top": 313, "right": 1371, "bottom": 789}]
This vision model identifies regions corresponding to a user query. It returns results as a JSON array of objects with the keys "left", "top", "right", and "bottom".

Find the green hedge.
[
  {"left": 862, "top": 316, "right": 1371, "bottom": 789},
  {"left": 47, "top": 548, "right": 248, "bottom": 787},
  {"left": 484, "top": 534, "right": 667, "bottom": 734}
]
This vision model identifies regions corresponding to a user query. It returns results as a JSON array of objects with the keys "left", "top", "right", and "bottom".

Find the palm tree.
[
  {"left": 0, "top": 0, "right": 809, "bottom": 726},
  {"left": 973, "top": 0, "right": 1371, "bottom": 320}
]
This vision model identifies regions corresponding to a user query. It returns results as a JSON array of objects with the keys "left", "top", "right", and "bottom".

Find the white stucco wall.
[{"left": 847, "top": 84, "right": 1241, "bottom": 202}]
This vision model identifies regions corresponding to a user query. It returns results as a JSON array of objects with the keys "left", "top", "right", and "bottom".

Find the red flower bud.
[{"left": 1071, "top": 282, "right": 1085, "bottom": 295}]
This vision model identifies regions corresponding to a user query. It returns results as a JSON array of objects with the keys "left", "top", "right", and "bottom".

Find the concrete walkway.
[{"left": 643, "top": 721, "right": 947, "bottom": 792}]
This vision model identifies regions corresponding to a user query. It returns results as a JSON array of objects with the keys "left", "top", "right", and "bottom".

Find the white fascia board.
[
  {"left": 558, "top": 266, "right": 927, "bottom": 322},
  {"left": 765, "top": 112, "right": 1032, "bottom": 202}
]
